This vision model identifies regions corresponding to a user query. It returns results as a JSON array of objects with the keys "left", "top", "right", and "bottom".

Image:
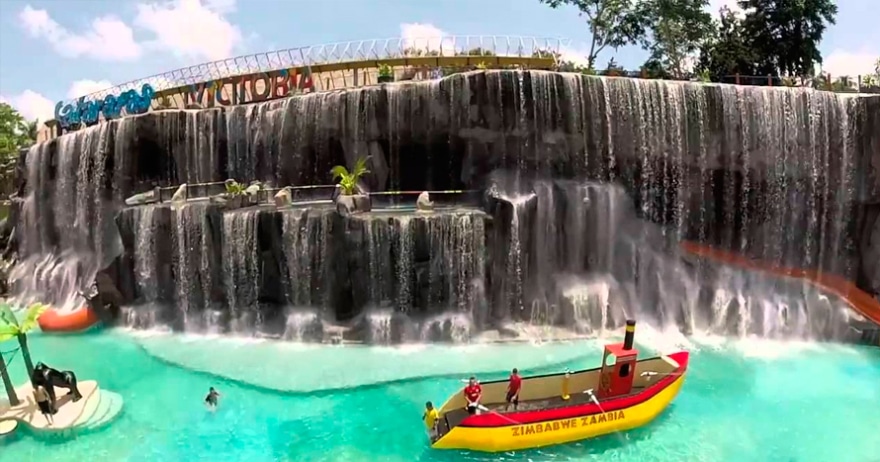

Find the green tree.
[
  {"left": 0, "top": 103, "right": 30, "bottom": 159},
  {"left": 863, "top": 59, "right": 880, "bottom": 89},
  {"left": 539, "top": 0, "right": 646, "bottom": 69},
  {"left": 638, "top": 0, "right": 713, "bottom": 80},
  {"left": 0, "top": 303, "right": 47, "bottom": 380},
  {"left": 0, "top": 103, "right": 33, "bottom": 199},
  {"left": 739, "top": 0, "right": 838, "bottom": 77},
  {"left": 697, "top": 7, "right": 759, "bottom": 80}
]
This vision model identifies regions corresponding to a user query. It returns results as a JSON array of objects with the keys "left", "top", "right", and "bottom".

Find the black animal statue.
[{"left": 31, "top": 362, "right": 82, "bottom": 407}]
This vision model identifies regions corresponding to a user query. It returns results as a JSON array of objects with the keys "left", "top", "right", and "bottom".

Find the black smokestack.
[{"left": 623, "top": 320, "right": 636, "bottom": 350}]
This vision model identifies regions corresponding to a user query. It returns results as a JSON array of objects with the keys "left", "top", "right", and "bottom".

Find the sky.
[{"left": 0, "top": 0, "right": 877, "bottom": 123}]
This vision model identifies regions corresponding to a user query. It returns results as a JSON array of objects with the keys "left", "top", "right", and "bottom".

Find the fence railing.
[{"left": 63, "top": 36, "right": 569, "bottom": 107}]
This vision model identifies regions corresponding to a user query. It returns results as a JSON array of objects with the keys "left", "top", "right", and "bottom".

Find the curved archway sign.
[{"left": 53, "top": 67, "right": 315, "bottom": 132}]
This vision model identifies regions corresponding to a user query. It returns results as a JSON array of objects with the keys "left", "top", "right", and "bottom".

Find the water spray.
[{"left": 582, "top": 388, "right": 606, "bottom": 411}]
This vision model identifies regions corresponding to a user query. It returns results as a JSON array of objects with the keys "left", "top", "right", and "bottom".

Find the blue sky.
[{"left": 0, "top": 0, "right": 877, "bottom": 123}]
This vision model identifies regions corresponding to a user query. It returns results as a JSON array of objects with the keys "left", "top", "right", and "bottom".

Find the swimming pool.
[{"left": 1, "top": 331, "right": 878, "bottom": 462}]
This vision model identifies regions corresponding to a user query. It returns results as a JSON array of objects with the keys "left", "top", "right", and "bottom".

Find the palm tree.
[
  {"left": 26, "top": 120, "right": 38, "bottom": 143},
  {"left": 0, "top": 303, "right": 47, "bottom": 379},
  {"left": 14, "top": 119, "right": 39, "bottom": 148},
  {"left": 0, "top": 344, "right": 18, "bottom": 406}
]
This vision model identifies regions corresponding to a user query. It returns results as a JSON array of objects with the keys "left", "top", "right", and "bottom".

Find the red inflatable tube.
[{"left": 37, "top": 306, "right": 101, "bottom": 333}]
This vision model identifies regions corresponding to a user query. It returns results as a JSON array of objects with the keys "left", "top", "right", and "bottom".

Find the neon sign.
[{"left": 55, "top": 84, "right": 154, "bottom": 129}]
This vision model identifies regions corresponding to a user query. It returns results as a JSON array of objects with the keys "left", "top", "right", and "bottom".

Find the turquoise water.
[{"left": 1, "top": 330, "right": 879, "bottom": 462}]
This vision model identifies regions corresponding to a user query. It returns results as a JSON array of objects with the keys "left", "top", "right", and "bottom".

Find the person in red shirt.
[
  {"left": 463, "top": 376, "right": 482, "bottom": 415},
  {"left": 506, "top": 368, "right": 522, "bottom": 411}
]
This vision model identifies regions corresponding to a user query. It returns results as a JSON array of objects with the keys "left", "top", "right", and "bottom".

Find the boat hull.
[
  {"left": 431, "top": 351, "right": 688, "bottom": 453},
  {"left": 433, "top": 374, "right": 684, "bottom": 452}
]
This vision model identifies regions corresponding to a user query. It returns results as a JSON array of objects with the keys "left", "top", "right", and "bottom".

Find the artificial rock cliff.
[{"left": 9, "top": 70, "right": 880, "bottom": 342}]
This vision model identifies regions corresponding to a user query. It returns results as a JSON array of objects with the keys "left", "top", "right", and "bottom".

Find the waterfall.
[
  {"left": 11, "top": 122, "right": 122, "bottom": 309},
  {"left": 497, "top": 180, "right": 857, "bottom": 339},
  {"left": 171, "top": 202, "right": 216, "bottom": 329},
  {"left": 12, "top": 70, "right": 877, "bottom": 343},
  {"left": 222, "top": 209, "right": 260, "bottom": 331},
  {"left": 359, "top": 212, "right": 486, "bottom": 316},
  {"left": 132, "top": 205, "right": 159, "bottom": 302},
  {"left": 281, "top": 207, "right": 333, "bottom": 309}
]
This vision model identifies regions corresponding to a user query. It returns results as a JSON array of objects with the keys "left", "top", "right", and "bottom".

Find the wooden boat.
[
  {"left": 429, "top": 320, "right": 688, "bottom": 452},
  {"left": 37, "top": 305, "right": 101, "bottom": 333}
]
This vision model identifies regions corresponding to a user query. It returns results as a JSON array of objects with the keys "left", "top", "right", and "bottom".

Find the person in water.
[
  {"left": 463, "top": 376, "right": 482, "bottom": 415},
  {"left": 423, "top": 401, "right": 440, "bottom": 441},
  {"left": 205, "top": 387, "right": 221, "bottom": 409},
  {"left": 506, "top": 368, "right": 522, "bottom": 411},
  {"left": 33, "top": 385, "right": 54, "bottom": 425}
]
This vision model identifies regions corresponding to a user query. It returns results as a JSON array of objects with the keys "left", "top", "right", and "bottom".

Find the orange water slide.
[{"left": 680, "top": 241, "right": 880, "bottom": 327}]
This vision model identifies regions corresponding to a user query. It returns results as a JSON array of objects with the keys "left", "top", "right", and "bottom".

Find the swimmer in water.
[{"left": 205, "top": 387, "right": 221, "bottom": 410}]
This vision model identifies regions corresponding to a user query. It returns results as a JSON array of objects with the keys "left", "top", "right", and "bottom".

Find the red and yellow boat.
[{"left": 429, "top": 320, "right": 689, "bottom": 452}]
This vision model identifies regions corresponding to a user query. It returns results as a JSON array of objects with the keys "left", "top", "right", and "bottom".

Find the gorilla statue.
[{"left": 31, "top": 362, "right": 82, "bottom": 407}]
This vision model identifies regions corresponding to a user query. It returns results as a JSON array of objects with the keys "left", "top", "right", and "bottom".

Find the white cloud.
[
  {"left": 134, "top": 0, "right": 242, "bottom": 62},
  {"left": 19, "top": 5, "right": 142, "bottom": 61},
  {"left": 558, "top": 45, "right": 591, "bottom": 67},
  {"left": 400, "top": 23, "right": 454, "bottom": 53},
  {"left": 18, "top": 0, "right": 242, "bottom": 64},
  {"left": 822, "top": 49, "right": 879, "bottom": 78},
  {"left": 66, "top": 80, "right": 114, "bottom": 99},
  {"left": 0, "top": 80, "right": 117, "bottom": 123},
  {"left": 0, "top": 91, "right": 55, "bottom": 123}
]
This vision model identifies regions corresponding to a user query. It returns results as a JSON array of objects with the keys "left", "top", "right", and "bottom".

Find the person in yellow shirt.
[{"left": 423, "top": 401, "right": 440, "bottom": 441}]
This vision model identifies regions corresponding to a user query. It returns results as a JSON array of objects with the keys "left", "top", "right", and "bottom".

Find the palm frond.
[
  {"left": 0, "top": 303, "right": 15, "bottom": 327},
  {"left": 330, "top": 165, "right": 350, "bottom": 181},
  {"left": 0, "top": 329, "right": 15, "bottom": 343},
  {"left": 352, "top": 155, "right": 371, "bottom": 178},
  {"left": 20, "top": 303, "right": 47, "bottom": 333}
]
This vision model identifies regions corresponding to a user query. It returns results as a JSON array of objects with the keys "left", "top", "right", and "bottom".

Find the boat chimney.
[{"left": 623, "top": 320, "right": 636, "bottom": 350}]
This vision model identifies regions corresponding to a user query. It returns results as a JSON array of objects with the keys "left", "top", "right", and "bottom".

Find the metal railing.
[{"left": 63, "top": 35, "right": 568, "bottom": 107}]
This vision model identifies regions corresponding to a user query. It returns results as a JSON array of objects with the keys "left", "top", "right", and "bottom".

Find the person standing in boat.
[
  {"left": 506, "top": 368, "right": 522, "bottom": 411},
  {"left": 463, "top": 376, "right": 482, "bottom": 415},
  {"left": 423, "top": 401, "right": 440, "bottom": 441}
]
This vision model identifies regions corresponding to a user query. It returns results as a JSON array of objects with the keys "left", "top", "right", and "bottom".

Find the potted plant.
[
  {"left": 331, "top": 156, "right": 372, "bottom": 215},
  {"left": 475, "top": 61, "right": 489, "bottom": 71},
  {"left": 223, "top": 179, "right": 247, "bottom": 209},
  {"left": 378, "top": 64, "right": 394, "bottom": 84}
]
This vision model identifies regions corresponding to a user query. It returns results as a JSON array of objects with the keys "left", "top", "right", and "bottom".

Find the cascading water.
[
  {"left": 170, "top": 202, "right": 218, "bottom": 330},
  {"left": 281, "top": 208, "right": 333, "bottom": 309},
  {"left": 132, "top": 205, "right": 159, "bottom": 302},
  {"left": 11, "top": 122, "right": 123, "bottom": 310},
  {"left": 222, "top": 209, "right": 261, "bottom": 332},
  {"left": 494, "top": 180, "right": 858, "bottom": 340},
  {"left": 9, "top": 70, "right": 878, "bottom": 344},
  {"left": 359, "top": 211, "right": 487, "bottom": 339}
]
